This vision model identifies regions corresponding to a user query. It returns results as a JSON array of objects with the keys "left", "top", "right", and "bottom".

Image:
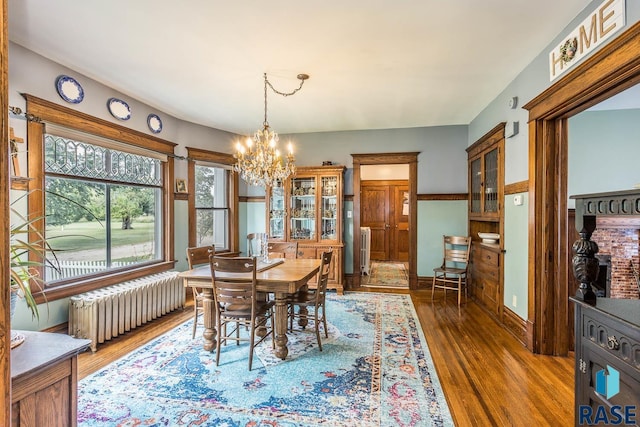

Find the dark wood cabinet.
[
  {"left": 467, "top": 123, "right": 505, "bottom": 317},
  {"left": 11, "top": 331, "right": 90, "bottom": 427},
  {"left": 571, "top": 298, "right": 640, "bottom": 426}
]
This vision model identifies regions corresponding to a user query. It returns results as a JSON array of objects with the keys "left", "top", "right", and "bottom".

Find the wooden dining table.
[{"left": 178, "top": 257, "right": 322, "bottom": 360}]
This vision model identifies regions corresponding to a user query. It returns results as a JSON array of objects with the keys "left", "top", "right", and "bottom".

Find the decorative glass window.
[
  {"left": 43, "top": 134, "right": 163, "bottom": 282},
  {"left": 194, "top": 164, "right": 229, "bottom": 250}
]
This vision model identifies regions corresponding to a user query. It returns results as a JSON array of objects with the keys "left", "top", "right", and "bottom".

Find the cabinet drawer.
[
  {"left": 477, "top": 275, "right": 498, "bottom": 302},
  {"left": 476, "top": 247, "right": 499, "bottom": 267},
  {"left": 583, "top": 312, "right": 640, "bottom": 371},
  {"left": 476, "top": 263, "right": 499, "bottom": 281}
]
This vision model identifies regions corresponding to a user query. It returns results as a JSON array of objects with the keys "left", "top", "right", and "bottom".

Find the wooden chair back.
[
  {"left": 267, "top": 241, "right": 299, "bottom": 259},
  {"left": 186, "top": 245, "right": 214, "bottom": 269},
  {"left": 210, "top": 256, "right": 257, "bottom": 309},
  {"left": 442, "top": 235, "right": 471, "bottom": 269},
  {"left": 316, "top": 250, "right": 333, "bottom": 299}
]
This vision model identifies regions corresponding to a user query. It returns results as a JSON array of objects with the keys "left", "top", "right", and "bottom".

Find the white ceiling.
[{"left": 8, "top": 1, "right": 589, "bottom": 135}]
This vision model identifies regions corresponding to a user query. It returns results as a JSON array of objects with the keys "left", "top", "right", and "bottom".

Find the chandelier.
[{"left": 234, "top": 72, "right": 309, "bottom": 188}]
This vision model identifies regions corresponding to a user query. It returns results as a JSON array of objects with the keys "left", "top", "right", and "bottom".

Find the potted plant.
[
  {"left": 10, "top": 201, "right": 51, "bottom": 322},
  {"left": 10, "top": 190, "right": 99, "bottom": 325}
]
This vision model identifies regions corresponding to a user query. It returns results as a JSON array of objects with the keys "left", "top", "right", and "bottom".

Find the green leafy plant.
[
  {"left": 10, "top": 202, "right": 56, "bottom": 320},
  {"left": 10, "top": 189, "right": 100, "bottom": 320}
]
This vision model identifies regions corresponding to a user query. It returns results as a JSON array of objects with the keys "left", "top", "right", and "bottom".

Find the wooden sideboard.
[
  {"left": 570, "top": 189, "right": 640, "bottom": 425},
  {"left": 571, "top": 298, "right": 639, "bottom": 425},
  {"left": 11, "top": 331, "right": 90, "bottom": 427}
]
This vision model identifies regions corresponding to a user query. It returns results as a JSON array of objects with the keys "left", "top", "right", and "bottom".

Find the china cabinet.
[
  {"left": 466, "top": 123, "right": 505, "bottom": 318},
  {"left": 266, "top": 165, "right": 345, "bottom": 293}
]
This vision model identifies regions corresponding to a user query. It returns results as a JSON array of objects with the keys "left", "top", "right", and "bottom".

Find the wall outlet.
[
  {"left": 512, "top": 295, "right": 517, "bottom": 307},
  {"left": 513, "top": 195, "right": 523, "bottom": 206}
]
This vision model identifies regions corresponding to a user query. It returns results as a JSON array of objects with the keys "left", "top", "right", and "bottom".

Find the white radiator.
[
  {"left": 360, "top": 226, "right": 371, "bottom": 275},
  {"left": 68, "top": 271, "right": 184, "bottom": 352}
]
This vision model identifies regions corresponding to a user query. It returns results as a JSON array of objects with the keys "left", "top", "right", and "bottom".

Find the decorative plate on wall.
[
  {"left": 107, "top": 97, "right": 131, "bottom": 120},
  {"left": 147, "top": 114, "right": 163, "bottom": 134},
  {"left": 56, "top": 75, "right": 84, "bottom": 104}
]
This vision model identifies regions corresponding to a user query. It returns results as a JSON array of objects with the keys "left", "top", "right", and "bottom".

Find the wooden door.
[
  {"left": 361, "top": 184, "right": 389, "bottom": 260},
  {"left": 391, "top": 185, "right": 409, "bottom": 261},
  {"left": 361, "top": 180, "right": 409, "bottom": 261}
]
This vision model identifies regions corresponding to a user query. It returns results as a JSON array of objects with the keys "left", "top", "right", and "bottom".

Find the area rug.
[
  {"left": 364, "top": 261, "right": 409, "bottom": 288},
  {"left": 78, "top": 292, "right": 453, "bottom": 427}
]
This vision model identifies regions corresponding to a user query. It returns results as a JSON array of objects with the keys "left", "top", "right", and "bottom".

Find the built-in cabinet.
[
  {"left": 266, "top": 165, "right": 345, "bottom": 294},
  {"left": 466, "top": 123, "right": 505, "bottom": 318}
]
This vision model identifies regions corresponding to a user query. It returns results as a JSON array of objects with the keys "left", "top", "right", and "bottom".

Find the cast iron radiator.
[{"left": 68, "top": 271, "right": 184, "bottom": 352}]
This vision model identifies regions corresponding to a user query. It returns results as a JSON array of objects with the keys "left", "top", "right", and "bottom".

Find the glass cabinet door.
[
  {"left": 320, "top": 175, "right": 338, "bottom": 241},
  {"left": 269, "top": 180, "right": 285, "bottom": 239},
  {"left": 290, "top": 176, "right": 316, "bottom": 240},
  {"left": 483, "top": 148, "right": 498, "bottom": 213},
  {"left": 470, "top": 157, "right": 481, "bottom": 214}
]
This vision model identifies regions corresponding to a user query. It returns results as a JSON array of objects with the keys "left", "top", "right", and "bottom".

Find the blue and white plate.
[
  {"left": 147, "top": 113, "right": 162, "bottom": 133},
  {"left": 107, "top": 97, "right": 131, "bottom": 120},
  {"left": 56, "top": 75, "right": 84, "bottom": 104}
]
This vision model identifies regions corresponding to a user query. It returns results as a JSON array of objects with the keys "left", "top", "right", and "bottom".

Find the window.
[
  {"left": 185, "top": 147, "right": 237, "bottom": 253},
  {"left": 194, "top": 164, "right": 229, "bottom": 250},
  {"left": 44, "top": 134, "right": 163, "bottom": 282},
  {"left": 25, "top": 94, "right": 175, "bottom": 301}
]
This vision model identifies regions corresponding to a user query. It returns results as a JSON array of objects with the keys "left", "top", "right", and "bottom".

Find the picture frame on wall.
[{"left": 175, "top": 179, "right": 187, "bottom": 194}]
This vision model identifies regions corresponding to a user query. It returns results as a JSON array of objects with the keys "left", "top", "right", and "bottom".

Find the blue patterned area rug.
[{"left": 78, "top": 292, "right": 454, "bottom": 426}]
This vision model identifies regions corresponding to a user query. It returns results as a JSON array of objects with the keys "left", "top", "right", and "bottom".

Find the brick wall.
[{"left": 592, "top": 227, "right": 640, "bottom": 299}]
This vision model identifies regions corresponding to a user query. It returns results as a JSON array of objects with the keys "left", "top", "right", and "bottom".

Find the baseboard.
[
  {"left": 502, "top": 306, "right": 527, "bottom": 346},
  {"left": 43, "top": 323, "right": 68, "bottom": 334}
]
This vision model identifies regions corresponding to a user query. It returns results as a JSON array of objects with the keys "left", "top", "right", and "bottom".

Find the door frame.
[
  {"left": 523, "top": 21, "right": 640, "bottom": 355},
  {"left": 352, "top": 152, "right": 419, "bottom": 288}
]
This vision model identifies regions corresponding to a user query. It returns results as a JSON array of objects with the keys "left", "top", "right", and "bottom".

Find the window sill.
[{"left": 34, "top": 261, "right": 177, "bottom": 303}]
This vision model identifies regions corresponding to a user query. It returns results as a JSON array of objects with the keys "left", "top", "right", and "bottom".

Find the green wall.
[
  {"left": 417, "top": 200, "right": 468, "bottom": 277},
  {"left": 503, "top": 193, "right": 528, "bottom": 319}
]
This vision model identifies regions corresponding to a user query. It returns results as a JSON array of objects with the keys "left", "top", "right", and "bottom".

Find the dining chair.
[
  {"left": 288, "top": 250, "right": 333, "bottom": 351},
  {"left": 246, "top": 232, "right": 268, "bottom": 257},
  {"left": 431, "top": 235, "right": 471, "bottom": 306},
  {"left": 267, "top": 241, "right": 299, "bottom": 259},
  {"left": 185, "top": 245, "right": 214, "bottom": 339},
  {"left": 210, "top": 256, "right": 275, "bottom": 370}
]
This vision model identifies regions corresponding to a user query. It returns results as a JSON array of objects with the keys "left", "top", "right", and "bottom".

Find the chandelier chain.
[
  {"left": 264, "top": 73, "right": 307, "bottom": 97},
  {"left": 234, "top": 72, "right": 308, "bottom": 188}
]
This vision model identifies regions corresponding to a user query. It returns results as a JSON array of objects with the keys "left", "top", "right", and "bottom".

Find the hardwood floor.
[{"left": 77, "top": 289, "right": 574, "bottom": 426}]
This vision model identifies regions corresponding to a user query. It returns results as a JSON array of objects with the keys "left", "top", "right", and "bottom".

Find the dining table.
[{"left": 178, "top": 257, "right": 322, "bottom": 360}]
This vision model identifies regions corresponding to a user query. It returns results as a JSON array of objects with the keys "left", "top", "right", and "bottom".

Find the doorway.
[
  {"left": 524, "top": 21, "right": 640, "bottom": 355},
  {"left": 361, "top": 179, "right": 409, "bottom": 262},
  {"left": 352, "top": 152, "right": 419, "bottom": 289}
]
